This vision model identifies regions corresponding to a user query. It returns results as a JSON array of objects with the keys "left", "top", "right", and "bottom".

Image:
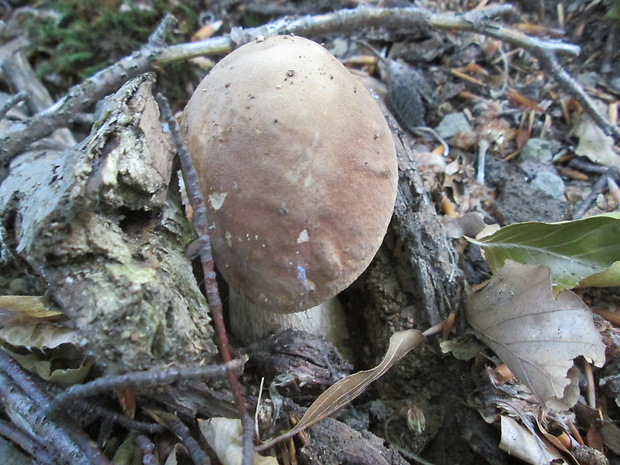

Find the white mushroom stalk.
[{"left": 182, "top": 36, "right": 397, "bottom": 348}]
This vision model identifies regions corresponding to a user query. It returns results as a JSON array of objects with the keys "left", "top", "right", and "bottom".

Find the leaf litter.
[
  {"left": 470, "top": 213, "right": 620, "bottom": 291},
  {"left": 256, "top": 329, "right": 427, "bottom": 451},
  {"left": 466, "top": 260, "right": 606, "bottom": 410}
]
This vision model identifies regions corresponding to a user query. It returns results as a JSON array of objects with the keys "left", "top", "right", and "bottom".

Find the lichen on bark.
[{"left": 0, "top": 74, "right": 216, "bottom": 373}]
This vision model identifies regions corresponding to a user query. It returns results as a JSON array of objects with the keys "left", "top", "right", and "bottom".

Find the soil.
[{"left": 0, "top": 0, "right": 619, "bottom": 464}]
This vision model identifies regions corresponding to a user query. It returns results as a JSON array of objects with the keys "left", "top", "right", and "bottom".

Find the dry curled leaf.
[
  {"left": 466, "top": 261, "right": 605, "bottom": 409},
  {"left": 0, "top": 323, "right": 77, "bottom": 351},
  {"left": 257, "top": 329, "right": 426, "bottom": 450},
  {"left": 199, "top": 418, "right": 277, "bottom": 465},
  {"left": 0, "top": 295, "right": 65, "bottom": 326},
  {"left": 9, "top": 351, "right": 91, "bottom": 387},
  {"left": 499, "top": 416, "right": 563, "bottom": 465},
  {"left": 570, "top": 114, "right": 620, "bottom": 168}
]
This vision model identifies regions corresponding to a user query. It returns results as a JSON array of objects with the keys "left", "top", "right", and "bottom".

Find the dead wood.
[{"left": 0, "top": 74, "right": 216, "bottom": 373}]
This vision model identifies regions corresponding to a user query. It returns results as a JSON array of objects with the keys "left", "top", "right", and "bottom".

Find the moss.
[{"left": 23, "top": 0, "right": 200, "bottom": 94}]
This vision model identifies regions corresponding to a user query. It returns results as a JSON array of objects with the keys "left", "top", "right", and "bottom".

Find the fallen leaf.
[
  {"left": 163, "top": 444, "right": 183, "bottom": 465},
  {"left": 570, "top": 113, "right": 620, "bottom": 167},
  {"left": 440, "top": 334, "right": 487, "bottom": 360},
  {"left": 469, "top": 213, "right": 620, "bottom": 291},
  {"left": 199, "top": 418, "right": 278, "bottom": 465},
  {"left": 256, "top": 329, "right": 426, "bottom": 450},
  {"left": 466, "top": 261, "right": 605, "bottom": 409},
  {"left": 441, "top": 212, "right": 486, "bottom": 239},
  {"left": 580, "top": 261, "right": 620, "bottom": 288},
  {"left": 0, "top": 295, "right": 65, "bottom": 326},
  {"left": 10, "top": 351, "right": 91, "bottom": 387},
  {"left": 110, "top": 433, "right": 141, "bottom": 465},
  {"left": 499, "top": 416, "right": 563, "bottom": 465},
  {"left": 0, "top": 322, "right": 78, "bottom": 350}
]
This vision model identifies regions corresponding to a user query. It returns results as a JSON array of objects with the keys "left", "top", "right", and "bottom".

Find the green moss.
[{"left": 23, "top": 0, "right": 200, "bottom": 93}]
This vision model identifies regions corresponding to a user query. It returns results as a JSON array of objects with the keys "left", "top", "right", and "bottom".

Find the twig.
[
  {"left": 4, "top": 4, "right": 616, "bottom": 166},
  {"left": 0, "top": 418, "right": 55, "bottom": 464},
  {"left": 0, "top": 348, "right": 112, "bottom": 465},
  {"left": 573, "top": 168, "right": 619, "bottom": 219},
  {"left": 536, "top": 50, "right": 620, "bottom": 140},
  {"left": 155, "top": 93, "right": 255, "bottom": 465},
  {"left": 147, "top": 12, "right": 176, "bottom": 47},
  {"left": 7, "top": 361, "right": 166, "bottom": 435},
  {"left": 136, "top": 435, "right": 157, "bottom": 465},
  {"left": 0, "top": 348, "right": 50, "bottom": 410},
  {"left": 477, "top": 138, "right": 489, "bottom": 184},
  {"left": 156, "top": 413, "right": 210, "bottom": 465},
  {"left": 76, "top": 401, "right": 166, "bottom": 434},
  {"left": 48, "top": 359, "right": 246, "bottom": 414},
  {"left": 569, "top": 157, "right": 613, "bottom": 175},
  {"left": 0, "top": 370, "right": 108, "bottom": 465},
  {"left": 583, "top": 359, "right": 596, "bottom": 409},
  {"left": 0, "top": 91, "right": 28, "bottom": 121},
  {"left": 1, "top": 49, "right": 76, "bottom": 147}
]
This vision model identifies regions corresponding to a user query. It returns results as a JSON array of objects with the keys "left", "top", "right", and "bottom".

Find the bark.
[
  {"left": 0, "top": 74, "right": 217, "bottom": 373},
  {"left": 338, "top": 76, "right": 488, "bottom": 463}
]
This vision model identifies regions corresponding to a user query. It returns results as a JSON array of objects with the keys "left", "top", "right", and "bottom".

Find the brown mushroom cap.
[{"left": 183, "top": 35, "right": 397, "bottom": 313}]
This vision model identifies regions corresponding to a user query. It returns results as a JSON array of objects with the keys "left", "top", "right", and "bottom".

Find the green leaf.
[
  {"left": 469, "top": 213, "right": 620, "bottom": 290},
  {"left": 606, "top": 0, "right": 620, "bottom": 22}
]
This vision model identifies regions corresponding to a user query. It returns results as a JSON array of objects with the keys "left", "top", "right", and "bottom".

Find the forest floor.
[{"left": 0, "top": 1, "right": 619, "bottom": 465}]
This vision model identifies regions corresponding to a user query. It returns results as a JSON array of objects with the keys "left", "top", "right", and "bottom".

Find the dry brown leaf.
[
  {"left": 0, "top": 295, "right": 65, "bottom": 326},
  {"left": 10, "top": 352, "right": 91, "bottom": 387},
  {"left": 257, "top": 329, "right": 426, "bottom": 451},
  {"left": 499, "top": 416, "right": 564, "bottom": 465},
  {"left": 0, "top": 322, "right": 78, "bottom": 350},
  {"left": 466, "top": 261, "right": 605, "bottom": 409},
  {"left": 199, "top": 418, "right": 278, "bottom": 465},
  {"left": 570, "top": 114, "right": 620, "bottom": 167}
]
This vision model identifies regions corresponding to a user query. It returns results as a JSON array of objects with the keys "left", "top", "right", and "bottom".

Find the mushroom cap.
[{"left": 183, "top": 35, "right": 397, "bottom": 313}]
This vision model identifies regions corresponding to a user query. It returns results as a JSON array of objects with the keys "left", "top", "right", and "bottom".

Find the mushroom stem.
[{"left": 228, "top": 288, "right": 351, "bottom": 356}]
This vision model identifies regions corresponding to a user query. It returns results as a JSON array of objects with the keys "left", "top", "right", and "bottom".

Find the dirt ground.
[{"left": 0, "top": 0, "right": 619, "bottom": 464}]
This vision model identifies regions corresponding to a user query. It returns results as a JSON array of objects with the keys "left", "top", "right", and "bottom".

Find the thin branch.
[
  {"left": 4, "top": 4, "right": 615, "bottom": 166},
  {"left": 536, "top": 50, "right": 620, "bottom": 140},
  {"left": 0, "top": 418, "right": 55, "bottom": 464},
  {"left": 75, "top": 401, "right": 166, "bottom": 434},
  {"left": 0, "top": 369, "right": 108, "bottom": 465},
  {"left": 0, "top": 91, "right": 28, "bottom": 121},
  {"left": 136, "top": 435, "right": 158, "bottom": 465},
  {"left": 573, "top": 170, "right": 617, "bottom": 219},
  {"left": 48, "top": 358, "right": 246, "bottom": 414},
  {"left": 0, "top": 349, "right": 111, "bottom": 464},
  {"left": 147, "top": 12, "right": 177, "bottom": 47},
  {"left": 156, "top": 413, "right": 210, "bottom": 465},
  {"left": 0, "top": 348, "right": 50, "bottom": 410},
  {"left": 156, "top": 93, "right": 255, "bottom": 465}
]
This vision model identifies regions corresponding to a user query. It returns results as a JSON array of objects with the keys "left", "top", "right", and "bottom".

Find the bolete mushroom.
[{"left": 182, "top": 35, "right": 397, "bottom": 348}]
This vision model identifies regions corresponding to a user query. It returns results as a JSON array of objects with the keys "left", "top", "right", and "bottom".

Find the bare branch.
[
  {"left": 3, "top": 4, "right": 614, "bottom": 166},
  {"left": 0, "top": 349, "right": 111, "bottom": 465},
  {"left": 0, "top": 91, "right": 28, "bottom": 121},
  {"left": 536, "top": 50, "right": 620, "bottom": 140},
  {"left": 48, "top": 358, "right": 246, "bottom": 414}
]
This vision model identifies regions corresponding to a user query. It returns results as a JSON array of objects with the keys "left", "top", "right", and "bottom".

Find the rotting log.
[{"left": 0, "top": 74, "right": 217, "bottom": 373}]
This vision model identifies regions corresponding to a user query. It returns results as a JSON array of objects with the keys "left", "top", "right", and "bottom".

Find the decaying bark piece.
[
  {"left": 299, "top": 415, "right": 409, "bottom": 465},
  {"left": 0, "top": 74, "right": 216, "bottom": 373},
  {"left": 340, "top": 76, "right": 483, "bottom": 463}
]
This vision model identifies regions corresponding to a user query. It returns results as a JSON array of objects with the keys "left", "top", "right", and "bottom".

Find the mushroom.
[{"left": 182, "top": 35, "right": 397, "bottom": 349}]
